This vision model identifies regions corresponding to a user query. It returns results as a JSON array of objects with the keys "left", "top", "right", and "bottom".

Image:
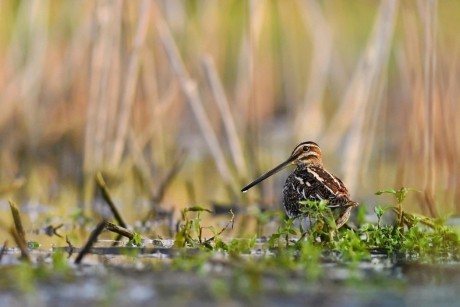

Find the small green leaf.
[
  {"left": 28, "top": 241, "right": 40, "bottom": 250},
  {"left": 375, "top": 188, "right": 397, "bottom": 196},
  {"left": 127, "top": 233, "right": 143, "bottom": 247},
  {"left": 174, "top": 229, "right": 186, "bottom": 247},
  {"left": 374, "top": 206, "right": 385, "bottom": 218}
]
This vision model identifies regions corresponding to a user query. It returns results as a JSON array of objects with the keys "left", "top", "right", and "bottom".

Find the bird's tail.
[{"left": 346, "top": 201, "right": 359, "bottom": 208}]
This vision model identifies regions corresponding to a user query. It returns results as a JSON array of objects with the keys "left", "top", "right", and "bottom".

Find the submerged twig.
[
  {"left": 44, "top": 224, "right": 64, "bottom": 238},
  {"left": 75, "top": 219, "right": 107, "bottom": 264},
  {"left": 95, "top": 172, "right": 127, "bottom": 228},
  {"left": 65, "top": 235, "right": 74, "bottom": 258},
  {"left": 10, "top": 228, "right": 30, "bottom": 263},
  {"left": 104, "top": 221, "right": 136, "bottom": 240},
  {"left": 0, "top": 240, "right": 8, "bottom": 263}
]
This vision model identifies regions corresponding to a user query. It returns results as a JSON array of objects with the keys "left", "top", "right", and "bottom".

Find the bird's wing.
[{"left": 293, "top": 166, "right": 351, "bottom": 206}]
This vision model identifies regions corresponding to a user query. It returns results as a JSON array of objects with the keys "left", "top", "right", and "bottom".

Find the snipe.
[{"left": 242, "top": 141, "right": 358, "bottom": 229}]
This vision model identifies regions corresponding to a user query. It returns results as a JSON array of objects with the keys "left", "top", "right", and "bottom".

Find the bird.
[{"left": 241, "top": 141, "right": 358, "bottom": 229}]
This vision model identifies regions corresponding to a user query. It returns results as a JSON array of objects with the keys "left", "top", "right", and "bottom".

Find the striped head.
[
  {"left": 241, "top": 141, "right": 323, "bottom": 192},
  {"left": 289, "top": 141, "right": 322, "bottom": 166}
]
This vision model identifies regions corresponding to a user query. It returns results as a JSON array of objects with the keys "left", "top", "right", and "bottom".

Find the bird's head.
[
  {"left": 289, "top": 141, "right": 322, "bottom": 167},
  {"left": 241, "top": 141, "right": 323, "bottom": 193}
]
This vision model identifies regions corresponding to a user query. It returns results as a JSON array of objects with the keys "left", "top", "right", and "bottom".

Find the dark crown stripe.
[{"left": 291, "top": 141, "right": 320, "bottom": 156}]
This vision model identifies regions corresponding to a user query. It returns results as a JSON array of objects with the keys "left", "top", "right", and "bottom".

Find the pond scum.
[{"left": 0, "top": 174, "right": 459, "bottom": 303}]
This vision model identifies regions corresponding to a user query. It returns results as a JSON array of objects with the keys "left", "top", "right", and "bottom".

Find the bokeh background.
[{"left": 1, "top": 0, "right": 459, "bottom": 233}]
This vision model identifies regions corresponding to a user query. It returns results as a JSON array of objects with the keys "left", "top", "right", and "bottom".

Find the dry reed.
[{"left": 0, "top": 1, "right": 459, "bottom": 221}]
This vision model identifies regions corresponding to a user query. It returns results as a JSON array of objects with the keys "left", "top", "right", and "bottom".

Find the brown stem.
[
  {"left": 9, "top": 200, "right": 26, "bottom": 242},
  {"left": 10, "top": 228, "right": 30, "bottom": 263},
  {"left": 104, "top": 221, "right": 136, "bottom": 240},
  {"left": 75, "top": 219, "right": 106, "bottom": 264},
  {"left": 95, "top": 172, "right": 127, "bottom": 228}
]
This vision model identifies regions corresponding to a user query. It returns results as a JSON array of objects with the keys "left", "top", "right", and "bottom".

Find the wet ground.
[{"left": 1, "top": 241, "right": 460, "bottom": 307}]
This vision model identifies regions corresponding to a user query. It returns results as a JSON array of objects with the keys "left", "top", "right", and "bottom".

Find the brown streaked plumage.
[{"left": 242, "top": 141, "right": 358, "bottom": 228}]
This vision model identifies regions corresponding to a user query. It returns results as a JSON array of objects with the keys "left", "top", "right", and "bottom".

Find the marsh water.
[{"left": 1, "top": 237, "right": 460, "bottom": 307}]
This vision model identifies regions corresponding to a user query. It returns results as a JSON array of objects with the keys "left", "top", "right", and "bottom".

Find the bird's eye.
[{"left": 302, "top": 145, "right": 309, "bottom": 152}]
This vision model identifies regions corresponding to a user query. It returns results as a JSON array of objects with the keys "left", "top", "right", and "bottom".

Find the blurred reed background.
[{"left": 0, "top": 0, "right": 459, "bottom": 228}]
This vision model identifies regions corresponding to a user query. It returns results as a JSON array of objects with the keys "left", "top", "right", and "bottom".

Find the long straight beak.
[{"left": 241, "top": 155, "right": 296, "bottom": 192}]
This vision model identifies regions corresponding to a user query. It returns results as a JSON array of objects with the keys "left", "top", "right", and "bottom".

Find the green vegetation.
[
  {"left": 170, "top": 186, "right": 459, "bottom": 267},
  {"left": 167, "top": 186, "right": 460, "bottom": 282},
  {"left": 0, "top": 186, "right": 459, "bottom": 303}
]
